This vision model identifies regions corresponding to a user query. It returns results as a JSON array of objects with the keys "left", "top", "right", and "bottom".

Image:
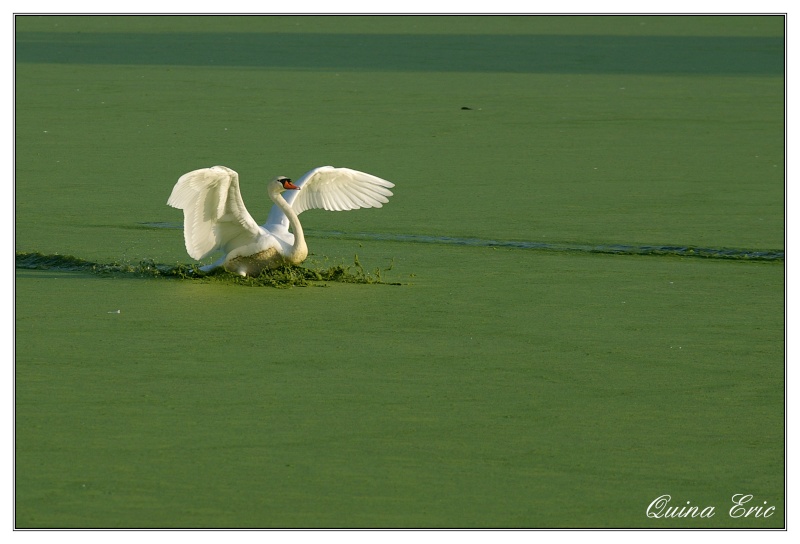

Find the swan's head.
[{"left": 270, "top": 176, "right": 300, "bottom": 192}]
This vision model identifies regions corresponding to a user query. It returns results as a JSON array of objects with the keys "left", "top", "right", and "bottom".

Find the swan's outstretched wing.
[
  {"left": 264, "top": 166, "right": 394, "bottom": 230},
  {"left": 167, "top": 166, "right": 262, "bottom": 260}
]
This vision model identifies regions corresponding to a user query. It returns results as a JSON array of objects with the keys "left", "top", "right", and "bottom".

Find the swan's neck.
[{"left": 271, "top": 191, "right": 308, "bottom": 264}]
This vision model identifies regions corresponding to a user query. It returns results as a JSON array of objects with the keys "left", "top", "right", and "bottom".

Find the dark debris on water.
[{"left": 14, "top": 251, "right": 399, "bottom": 288}]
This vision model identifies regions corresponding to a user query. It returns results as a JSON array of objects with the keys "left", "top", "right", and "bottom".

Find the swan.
[{"left": 167, "top": 165, "right": 394, "bottom": 276}]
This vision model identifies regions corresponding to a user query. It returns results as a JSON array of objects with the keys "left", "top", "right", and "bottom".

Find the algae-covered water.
[{"left": 15, "top": 15, "right": 784, "bottom": 528}]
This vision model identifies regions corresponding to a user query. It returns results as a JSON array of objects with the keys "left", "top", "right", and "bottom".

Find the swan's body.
[{"left": 167, "top": 165, "right": 394, "bottom": 276}]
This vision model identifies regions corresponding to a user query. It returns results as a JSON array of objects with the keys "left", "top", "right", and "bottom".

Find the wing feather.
[
  {"left": 263, "top": 166, "right": 394, "bottom": 232},
  {"left": 289, "top": 166, "right": 394, "bottom": 215},
  {"left": 167, "top": 166, "right": 262, "bottom": 260}
]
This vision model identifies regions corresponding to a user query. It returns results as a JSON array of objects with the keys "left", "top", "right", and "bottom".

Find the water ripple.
[
  {"left": 137, "top": 223, "right": 783, "bottom": 261},
  {"left": 312, "top": 231, "right": 784, "bottom": 261}
]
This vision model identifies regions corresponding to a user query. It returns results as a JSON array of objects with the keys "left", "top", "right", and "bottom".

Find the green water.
[{"left": 15, "top": 15, "right": 784, "bottom": 528}]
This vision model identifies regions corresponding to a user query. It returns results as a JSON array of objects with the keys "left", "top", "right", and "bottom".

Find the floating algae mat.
[{"left": 14, "top": 251, "right": 398, "bottom": 288}]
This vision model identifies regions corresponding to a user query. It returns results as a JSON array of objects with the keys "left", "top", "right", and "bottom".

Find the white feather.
[
  {"left": 265, "top": 166, "right": 395, "bottom": 231},
  {"left": 167, "top": 166, "right": 262, "bottom": 260}
]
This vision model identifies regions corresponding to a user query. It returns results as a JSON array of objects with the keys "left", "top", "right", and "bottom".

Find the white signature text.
[{"left": 646, "top": 494, "right": 775, "bottom": 519}]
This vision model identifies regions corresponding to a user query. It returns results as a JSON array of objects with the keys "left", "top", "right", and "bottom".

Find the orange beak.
[{"left": 283, "top": 180, "right": 300, "bottom": 190}]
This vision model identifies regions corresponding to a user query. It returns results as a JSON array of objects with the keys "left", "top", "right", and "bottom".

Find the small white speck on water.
[{"left": 108, "top": 310, "right": 121, "bottom": 314}]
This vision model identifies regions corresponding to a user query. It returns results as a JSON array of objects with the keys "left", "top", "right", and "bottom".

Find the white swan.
[{"left": 167, "top": 165, "right": 394, "bottom": 276}]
